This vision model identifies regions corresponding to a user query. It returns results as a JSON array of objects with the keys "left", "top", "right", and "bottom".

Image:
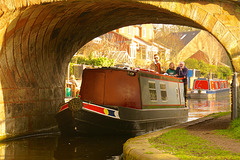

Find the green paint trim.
[
  {"left": 138, "top": 72, "right": 183, "bottom": 83},
  {"left": 142, "top": 105, "right": 185, "bottom": 109}
]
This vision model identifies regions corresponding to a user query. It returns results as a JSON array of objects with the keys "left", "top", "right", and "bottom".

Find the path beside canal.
[{"left": 123, "top": 114, "right": 240, "bottom": 160}]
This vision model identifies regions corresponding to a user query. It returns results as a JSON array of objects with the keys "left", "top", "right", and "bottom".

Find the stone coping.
[{"left": 123, "top": 116, "right": 214, "bottom": 160}]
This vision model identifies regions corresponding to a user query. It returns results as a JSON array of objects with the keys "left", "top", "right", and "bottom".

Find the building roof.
[
  {"left": 188, "top": 50, "right": 209, "bottom": 63},
  {"left": 170, "top": 30, "right": 201, "bottom": 46},
  {"left": 133, "top": 35, "right": 152, "bottom": 46},
  {"left": 105, "top": 31, "right": 131, "bottom": 43},
  {"left": 160, "top": 30, "right": 201, "bottom": 52},
  {"left": 109, "top": 31, "right": 155, "bottom": 47}
]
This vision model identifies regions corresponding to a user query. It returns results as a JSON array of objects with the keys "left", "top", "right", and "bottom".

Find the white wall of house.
[{"left": 130, "top": 42, "right": 137, "bottom": 58}]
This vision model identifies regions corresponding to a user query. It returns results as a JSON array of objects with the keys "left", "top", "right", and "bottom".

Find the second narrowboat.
[{"left": 190, "top": 78, "right": 230, "bottom": 99}]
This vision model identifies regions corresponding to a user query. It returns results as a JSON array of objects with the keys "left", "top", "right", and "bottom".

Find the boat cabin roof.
[{"left": 193, "top": 78, "right": 228, "bottom": 90}]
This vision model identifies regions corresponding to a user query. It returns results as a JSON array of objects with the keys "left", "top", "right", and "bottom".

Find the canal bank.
[{"left": 123, "top": 114, "right": 239, "bottom": 160}]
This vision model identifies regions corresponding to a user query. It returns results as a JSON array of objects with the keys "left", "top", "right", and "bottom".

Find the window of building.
[
  {"left": 151, "top": 47, "right": 158, "bottom": 58},
  {"left": 160, "top": 83, "right": 167, "bottom": 101},
  {"left": 141, "top": 47, "right": 146, "bottom": 59},
  {"left": 135, "top": 27, "right": 139, "bottom": 36},
  {"left": 142, "top": 27, "right": 146, "bottom": 38},
  {"left": 180, "top": 34, "right": 186, "bottom": 40},
  {"left": 149, "top": 29, "right": 152, "bottom": 39},
  {"left": 149, "top": 81, "right": 157, "bottom": 101},
  {"left": 146, "top": 47, "right": 151, "bottom": 60},
  {"left": 130, "top": 43, "right": 136, "bottom": 58},
  {"left": 128, "top": 26, "right": 132, "bottom": 34},
  {"left": 120, "top": 28, "right": 124, "bottom": 33}
]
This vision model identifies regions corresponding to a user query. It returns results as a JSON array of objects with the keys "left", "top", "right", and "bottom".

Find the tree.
[
  {"left": 75, "top": 32, "right": 133, "bottom": 66},
  {"left": 217, "top": 65, "right": 232, "bottom": 79},
  {"left": 72, "top": 54, "right": 115, "bottom": 67},
  {"left": 184, "top": 58, "right": 199, "bottom": 69},
  {"left": 184, "top": 58, "right": 232, "bottom": 79}
]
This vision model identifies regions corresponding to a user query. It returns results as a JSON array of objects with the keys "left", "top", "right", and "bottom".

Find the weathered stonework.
[
  {"left": 177, "top": 30, "right": 230, "bottom": 69},
  {"left": 0, "top": 0, "right": 240, "bottom": 140}
]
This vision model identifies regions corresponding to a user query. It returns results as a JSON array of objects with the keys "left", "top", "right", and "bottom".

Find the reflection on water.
[
  {"left": 1, "top": 135, "right": 128, "bottom": 160},
  {"left": 0, "top": 98, "right": 231, "bottom": 160},
  {"left": 0, "top": 135, "right": 58, "bottom": 160},
  {"left": 54, "top": 135, "right": 129, "bottom": 160},
  {"left": 187, "top": 97, "right": 231, "bottom": 121}
]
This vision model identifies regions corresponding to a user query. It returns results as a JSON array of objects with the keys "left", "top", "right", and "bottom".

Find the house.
[
  {"left": 162, "top": 30, "right": 232, "bottom": 89},
  {"left": 101, "top": 24, "right": 170, "bottom": 68},
  {"left": 80, "top": 24, "right": 171, "bottom": 68},
  {"left": 165, "top": 30, "right": 230, "bottom": 67},
  {"left": 188, "top": 50, "right": 210, "bottom": 64}
]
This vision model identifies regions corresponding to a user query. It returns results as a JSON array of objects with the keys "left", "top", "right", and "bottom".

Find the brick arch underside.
[{"left": 0, "top": 0, "right": 237, "bottom": 138}]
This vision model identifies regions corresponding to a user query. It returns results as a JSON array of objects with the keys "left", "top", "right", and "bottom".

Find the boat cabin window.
[
  {"left": 220, "top": 81, "right": 224, "bottom": 88},
  {"left": 160, "top": 83, "right": 167, "bottom": 102},
  {"left": 148, "top": 81, "right": 157, "bottom": 101},
  {"left": 194, "top": 80, "right": 209, "bottom": 90},
  {"left": 224, "top": 81, "right": 228, "bottom": 88},
  {"left": 215, "top": 82, "right": 219, "bottom": 89},
  {"left": 176, "top": 88, "right": 179, "bottom": 100}
]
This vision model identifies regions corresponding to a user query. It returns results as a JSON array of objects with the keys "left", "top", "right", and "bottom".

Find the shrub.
[{"left": 184, "top": 58, "right": 232, "bottom": 79}]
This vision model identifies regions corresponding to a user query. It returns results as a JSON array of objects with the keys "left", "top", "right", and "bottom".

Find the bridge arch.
[{"left": 0, "top": 0, "right": 239, "bottom": 139}]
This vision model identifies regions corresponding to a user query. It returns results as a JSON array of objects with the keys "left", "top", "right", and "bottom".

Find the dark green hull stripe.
[{"left": 142, "top": 105, "right": 185, "bottom": 109}]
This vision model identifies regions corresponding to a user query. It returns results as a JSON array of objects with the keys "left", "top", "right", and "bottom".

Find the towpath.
[{"left": 123, "top": 114, "right": 240, "bottom": 159}]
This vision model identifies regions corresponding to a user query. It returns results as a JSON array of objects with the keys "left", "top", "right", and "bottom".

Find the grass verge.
[
  {"left": 207, "top": 111, "right": 231, "bottom": 118},
  {"left": 149, "top": 128, "right": 240, "bottom": 160},
  {"left": 215, "top": 117, "right": 240, "bottom": 140}
]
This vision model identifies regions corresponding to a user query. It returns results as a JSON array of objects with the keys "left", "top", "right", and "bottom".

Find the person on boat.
[
  {"left": 150, "top": 54, "right": 161, "bottom": 74},
  {"left": 69, "top": 75, "right": 80, "bottom": 97},
  {"left": 166, "top": 62, "right": 176, "bottom": 76},
  {"left": 175, "top": 61, "right": 188, "bottom": 98}
]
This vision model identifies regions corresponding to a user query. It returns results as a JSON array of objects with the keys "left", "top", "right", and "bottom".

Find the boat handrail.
[{"left": 196, "top": 78, "right": 207, "bottom": 80}]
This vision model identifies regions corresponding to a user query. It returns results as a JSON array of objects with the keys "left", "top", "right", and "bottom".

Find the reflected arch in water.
[{"left": 1, "top": 135, "right": 129, "bottom": 160}]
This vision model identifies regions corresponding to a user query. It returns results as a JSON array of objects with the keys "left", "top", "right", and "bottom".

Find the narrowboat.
[
  {"left": 56, "top": 67, "right": 188, "bottom": 136},
  {"left": 190, "top": 78, "right": 230, "bottom": 99}
]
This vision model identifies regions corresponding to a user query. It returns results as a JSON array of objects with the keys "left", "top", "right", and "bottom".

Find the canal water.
[
  {"left": 0, "top": 98, "right": 231, "bottom": 160},
  {"left": 187, "top": 98, "right": 231, "bottom": 121}
]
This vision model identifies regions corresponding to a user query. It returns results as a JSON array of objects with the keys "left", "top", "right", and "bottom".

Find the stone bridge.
[{"left": 0, "top": 0, "right": 240, "bottom": 140}]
